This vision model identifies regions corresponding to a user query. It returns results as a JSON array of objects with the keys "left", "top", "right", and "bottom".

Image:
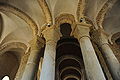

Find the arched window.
[{"left": 2, "top": 76, "right": 10, "bottom": 80}]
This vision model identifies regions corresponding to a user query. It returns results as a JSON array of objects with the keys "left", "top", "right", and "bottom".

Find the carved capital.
[
  {"left": 29, "top": 36, "right": 45, "bottom": 50},
  {"left": 91, "top": 28, "right": 109, "bottom": 46},
  {"left": 41, "top": 26, "right": 60, "bottom": 44},
  {"left": 73, "top": 22, "right": 92, "bottom": 40}
]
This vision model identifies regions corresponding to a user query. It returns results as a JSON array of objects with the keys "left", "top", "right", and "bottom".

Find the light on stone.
[{"left": 2, "top": 76, "right": 10, "bottom": 80}]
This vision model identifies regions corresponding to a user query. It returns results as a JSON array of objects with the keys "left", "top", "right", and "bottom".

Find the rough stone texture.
[
  {"left": 92, "top": 41, "right": 113, "bottom": 80},
  {"left": 0, "top": 0, "right": 119, "bottom": 80},
  {"left": 14, "top": 51, "right": 30, "bottom": 80}
]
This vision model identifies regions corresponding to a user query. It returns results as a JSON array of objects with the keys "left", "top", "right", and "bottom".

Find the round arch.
[
  {"left": 96, "top": 0, "right": 117, "bottom": 28},
  {"left": 0, "top": 42, "right": 27, "bottom": 80},
  {"left": 0, "top": 42, "right": 27, "bottom": 60},
  {"left": 0, "top": 3, "right": 38, "bottom": 36},
  {"left": 55, "top": 14, "right": 76, "bottom": 36},
  {"left": 0, "top": 14, "right": 3, "bottom": 40}
]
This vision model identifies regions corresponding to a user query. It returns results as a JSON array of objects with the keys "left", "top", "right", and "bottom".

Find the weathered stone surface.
[{"left": 0, "top": 0, "right": 119, "bottom": 80}]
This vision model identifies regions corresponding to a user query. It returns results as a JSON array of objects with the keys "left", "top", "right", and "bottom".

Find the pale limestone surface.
[{"left": 0, "top": 0, "right": 119, "bottom": 80}]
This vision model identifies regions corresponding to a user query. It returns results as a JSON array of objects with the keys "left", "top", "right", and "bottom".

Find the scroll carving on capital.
[
  {"left": 90, "top": 28, "right": 109, "bottom": 46},
  {"left": 29, "top": 35, "right": 45, "bottom": 50},
  {"left": 41, "top": 26, "right": 60, "bottom": 44}
]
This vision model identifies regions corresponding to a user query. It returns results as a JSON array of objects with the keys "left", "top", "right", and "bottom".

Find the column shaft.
[
  {"left": 97, "top": 30, "right": 120, "bottom": 80},
  {"left": 40, "top": 41, "right": 56, "bottom": 80},
  {"left": 21, "top": 37, "right": 44, "bottom": 80},
  {"left": 79, "top": 37, "right": 106, "bottom": 80},
  {"left": 40, "top": 27, "right": 60, "bottom": 80},
  {"left": 21, "top": 50, "right": 40, "bottom": 80},
  {"left": 101, "top": 44, "right": 120, "bottom": 80},
  {"left": 74, "top": 23, "right": 106, "bottom": 80}
]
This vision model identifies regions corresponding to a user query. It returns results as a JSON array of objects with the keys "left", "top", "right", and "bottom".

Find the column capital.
[
  {"left": 29, "top": 36, "right": 45, "bottom": 50},
  {"left": 91, "top": 28, "right": 109, "bottom": 46},
  {"left": 76, "top": 22, "right": 92, "bottom": 27},
  {"left": 74, "top": 22, "right": 92, "bottom": 41},
  {"left": 41, "top": 26, "right": 60, "bottom": 44}
]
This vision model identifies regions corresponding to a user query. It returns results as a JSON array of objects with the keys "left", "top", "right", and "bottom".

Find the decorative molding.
[
  {"left": 38, "top": 0, "right": 53, "bottom": 26},
  {"left": 41, "top": 26, "right": 60, "bottom": 44},
  {"left": 55, "top": 13, "right": 75, "bottom": 26},
  {"left": 83, "top": 16, "right": 95, "bottom": 28},
  {"left": 29, "top": 35, "right": 45, "bottom": 50},
  {"left": 55, "top": 13, "right": 76, "bottom": 36},
  {"left": 0, "top": 42, "right": 27, "bottom": 55},
  {"left": 76, "top": 0, "right": 95, "bottom": 29},
  {"left": 96, "top": 0, "right": 117, "bottom": 28},
  {"left": 0, "top": 3, "right": 38, "bottom": 36},
  {"left": 76, "top": 0, "right": 85, "bottom": 22},
  {"left": 90, "top": 28, "right": 109, "bottom": 46}
]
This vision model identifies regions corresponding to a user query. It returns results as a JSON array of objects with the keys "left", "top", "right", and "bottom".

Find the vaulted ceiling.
[{"left": 0, "top": 0, "right": 119, "bottom": 45}]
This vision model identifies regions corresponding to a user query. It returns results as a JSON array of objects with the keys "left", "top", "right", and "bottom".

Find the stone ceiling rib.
[
  {"left": 38, "top": 0, "right": 53, "bottom": 26},
  {"left": 0, "top": 3, "right": 38, "bottom": 36},
  {"left": 76, "top": 0, "right": 85, "bottom": 22},
  {"left": 96, "top": 0, "right": 117, "bottom": 28}
]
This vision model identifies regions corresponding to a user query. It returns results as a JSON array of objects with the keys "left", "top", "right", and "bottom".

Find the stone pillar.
[
  {"left": 40, "top": 27, "right": 60, "bottom": 80},
  {"left": 74, "top": 23, "right": 106, "bottom": 80},
  {"left": 21, "top": 36, "right": 44, "bottom": 80},
  {"left": 37, "top": 57, "right": 43, "bottom": 79},
  {"left": 96, "top": 29, "right": 120, "bottom": 80}
]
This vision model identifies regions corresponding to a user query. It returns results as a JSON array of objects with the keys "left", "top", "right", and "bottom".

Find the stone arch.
[
  {"left": 96, "top": 0, "right": 118, "bottom": 28},
  {"left": 0, "top": 51, "right": 20, "bottom": 80},
  {"left": 0, "top": 42, "right": 27, "bottom": 57},
  {"left": 0, "top": 42, "right": 27, "bottom": 79},
  {"left": 37, "top": 0, "right": 52, "bottom": 25},
  {"left": 55, "top": 14, "right": 76, "bottom": 36},
  {"left": 111, "top": 32, "right": 120, "bottom": 46},
  {"left": 0, "top": 3, "right": 38, "bottom": 36},
  {"left": 0, "top": 14, "right": 3, "bottom": 40}
]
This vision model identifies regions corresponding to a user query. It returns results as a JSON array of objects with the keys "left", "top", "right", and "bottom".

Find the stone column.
[
  {"left": 40, "top": 27, "right": 60, "bottom": 80},
  {"left": 21, "top": 36, "right": 44, "bottom": 80},
  {"left": 37, "top": 57, "right": 43, "bottom": 79},
  {"left": 74, "top": 23, "right": 106, "bottom": 80},
  {"left": 96, "top": 29, "right": 120, "bottom": 80}
]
